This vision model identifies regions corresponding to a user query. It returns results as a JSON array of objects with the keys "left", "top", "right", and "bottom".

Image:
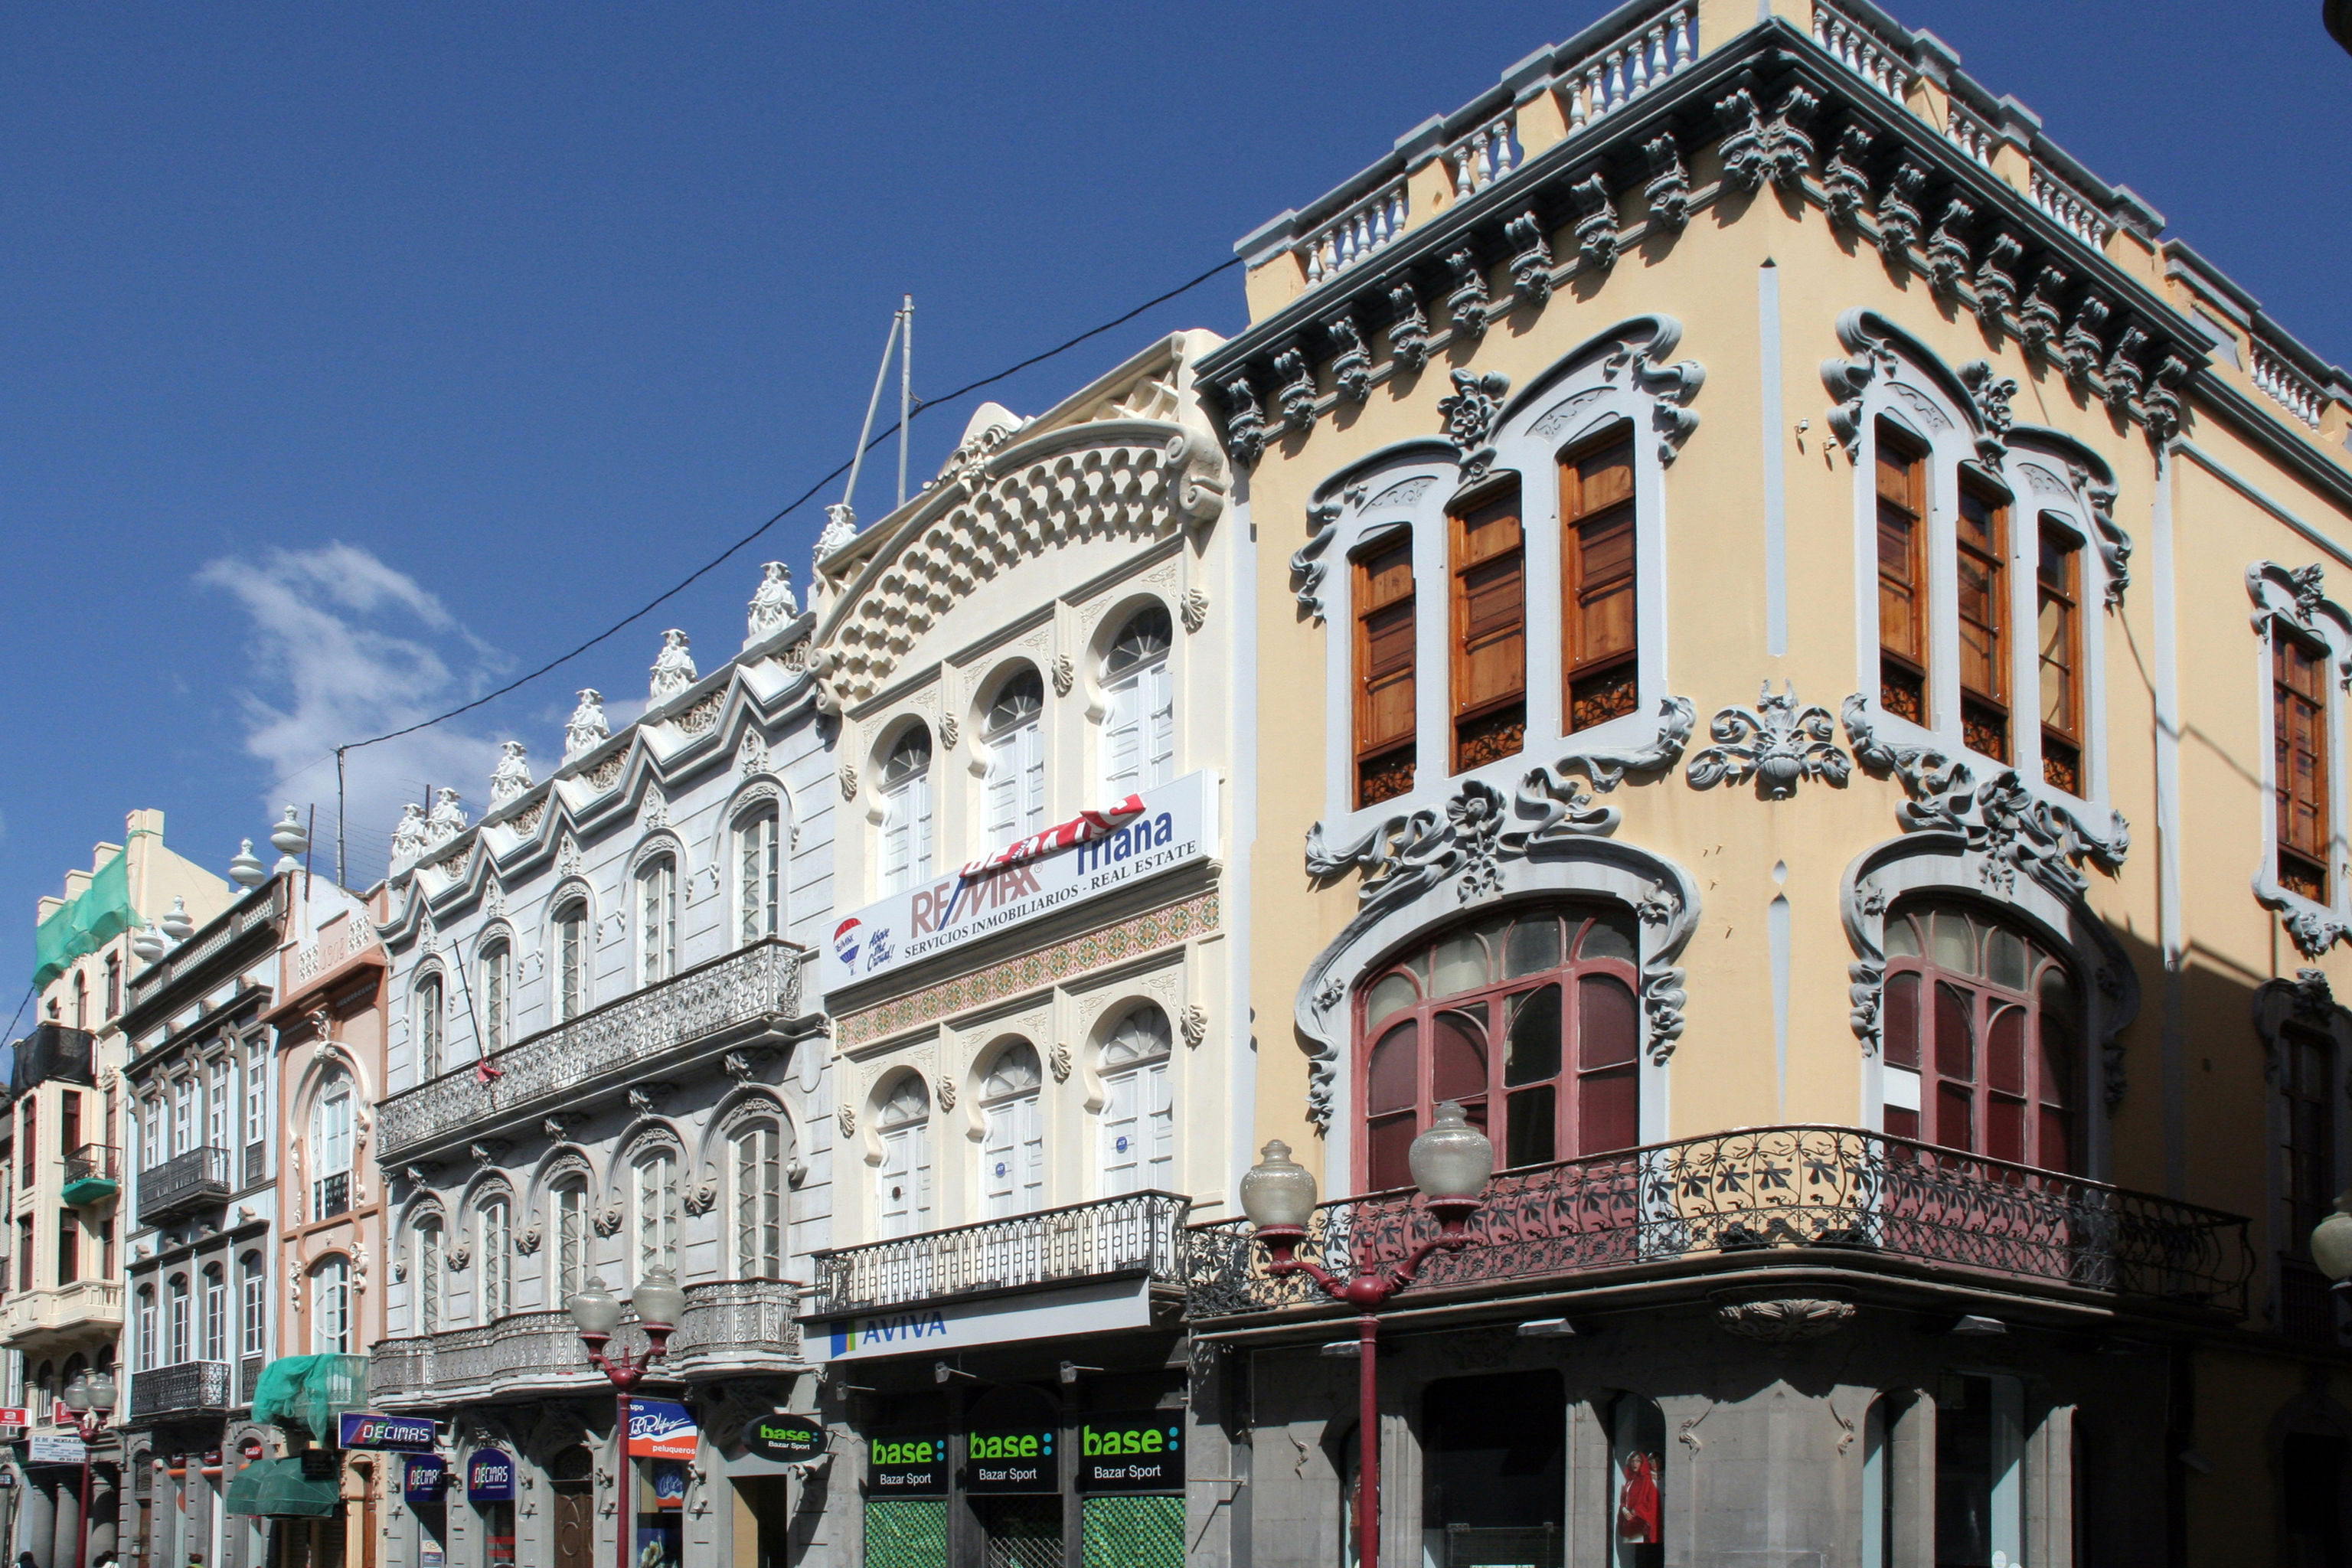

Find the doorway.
[
  {"left": 549, "top": 1449, "right": 594, "bottom": 1568},
  {"left": 972, "top": 1496, "right": 1061, "bottom": 1568},
  {"left": 732, "top": 1478, "right": 791, "bottom": 1568}
]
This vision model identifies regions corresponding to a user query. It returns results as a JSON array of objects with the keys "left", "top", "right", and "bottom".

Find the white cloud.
[{"left": 198, "top": 543, "right": 510, "bottom": 884}]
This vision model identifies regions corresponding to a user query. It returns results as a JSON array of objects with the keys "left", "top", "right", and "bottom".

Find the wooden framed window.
[
  {"left": 2282, "top": 1023, "right": 2337, "bottom": 1255},
  {"left": 1956, "top": 475, "right": 2011, "bottom": 761},
  {"left": 1449, "top": 483, "right": 1527, "bottom": 772},
  {"left": 1560, "top": 433, "right": 1639, "bottom": 733},
  {"left": 2276, "top": 631, "right": 2331, "bottom": 902},
  {"left": 1355, "top": 906, "right": 1640, "bottom": 1192},
  {"left": 2037, "top": 521, "right": 2085, "bottom": 794},
  {"left": 1875, "top": 427, "right": 1929, "bottom": 721},
  {"left": 1880, "top": 905, "right": 2079, "bottom": 1173},
  {"left": 1352, "top": 537, "right": 1418, "bottom": 807}
]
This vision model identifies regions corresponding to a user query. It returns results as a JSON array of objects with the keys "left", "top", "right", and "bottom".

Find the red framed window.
[
  {"left": 1355, "top": 906, "right": 1641, "bottom": 1192},
  {"left": 1880, "top": 904, "right": 2080, "bottom": 1174}
]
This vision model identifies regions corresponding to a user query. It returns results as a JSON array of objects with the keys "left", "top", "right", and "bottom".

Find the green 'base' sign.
[
  {"left": 743, "top": 1415, "right": 824, "bottom": 1465},
  {"left": 1075, "top": 1413, "right": 1183, "bottom": 1494}
]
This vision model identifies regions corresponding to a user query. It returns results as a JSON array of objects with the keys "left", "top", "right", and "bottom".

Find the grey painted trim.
[
  {"left": 2151, "top": 450, "right": 2186, "bottom": 1197},
  {"left": 1769, "top": 882, "right": 1791, "bottom": 1120},
  {"left": 2178, "top": 440, "right": 2352, "bottom": 569},
  {"left": 1759, "top": 260, "right": 1788, "bottom": 657},
  {"left": 1227, "top": 474, "right": 1261, "bottom": 1203}
]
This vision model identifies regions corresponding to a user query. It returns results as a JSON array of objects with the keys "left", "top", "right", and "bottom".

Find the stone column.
[
  {"left": 1889, "top": 1392, "right": 1936, "bottom": 1568},
  {"left": 21, "top": 1470, "right": 57, "bottom": 1568},
  {"left": 51, "top": 1471, "right": 83, "bottom": 1568},
  {"left": 86, "top": 1471, "right": 116, "bottom": 1566}
]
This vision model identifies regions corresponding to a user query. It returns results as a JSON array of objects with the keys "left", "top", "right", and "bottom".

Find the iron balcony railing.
[
  {"left": 812, "top": 1191, "right": 1190, "bottom": 1318},
  {"left": 62, "top": 1144, "right": 121, "bottom": 1206},
  {"left": 377, "top": 937, "right": 806, "bottom": 1161},
  {"left": 136, "top": 1146, "right": 231, "bottom": 1226},
  {"left": 129, "top": 1360, "right": 233, "bottom": 1421},
  {"left": 369, "top": 1280, "right": 805, "bottom": 1406},
  {"left": 1187, "top": 1125, "right": 2252, "bottom": 1321}
]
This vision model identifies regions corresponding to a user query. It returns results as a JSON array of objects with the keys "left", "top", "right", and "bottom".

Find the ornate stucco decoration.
[
  {"left": 2252, "top": 969, "right": 2352, "bottom": 1086},
  {"left": 425, "top": 788, "right": 468, "bottom": 848},
  {"left": 390, "top": 803, "right": 429, "bottom": 866},
  {"left": 1181, "top": 588, "right": 1210, "bottom": 634},
  {"left": 2248, "top": 562, "right": 2352, "bottom": 954},
  {"left": 1957, "top": 359, "right": 2015, "bottom": 466},
  {"left": 1295, "top": 704, "right": 1700, "bottom": 1125},
  {"left": 1445, "top": 247, "right": 1491, "bottom": 341},
  {"left": 488, "top": 742, "right": 534, "bottom": 808},
  {"left": 1926, "top": 199, "right": 1974, "bottom": 299},
  {"left": 1220, "top": 374, "right": 1266, "bottom": 466},
  {"left": 1292, "top": 469, "right": 1439, "bottom": 622},
  {"left": 1642, "top": 135, "right": 1689, "bottom": 233},
  {"left": 1687, "top": 683, "right": 1849, "bottom": 799},
  {"left": 1715, "top": 1297, "right": 1855, "bottom": 1342},
  {"left": 814, "top": 501, "right": 859, "bottom": 560},
  {"left": 1272, "top": 341, "right": 1316, "bottom": 432},
  {"left": 1715, "top": 85, "right": 1813, "bottom": 194},
  {"left": 1437, "top": 370, "right": 1512, "bottom": 485},
  {"left": 1383, "top": 276, "right": 1430, "bottom": 373},
  {"left": 1325, "top": 312, "right": 1371, "bottom": 403},
  {"left": 746, "top": 561, "right": 798, "bottom": 643},
  {"left": 1179, "top": 1004, "right": 1208, "bottom": 1049},
  {"left": 649, "top": 629, "right": 697, "bottom": 704},
  {"left": 563, "top": 689, "right": 609, "bottom": 765}
]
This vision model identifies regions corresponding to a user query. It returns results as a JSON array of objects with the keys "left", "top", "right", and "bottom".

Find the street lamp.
[
  {"left": 1239, "top": 1103, "right": 1494, "bottom": 1568},
  {"left": 568, "top": 1271, "right": 684, "bottom": 1568},
  {"left": 2311, "top": 1191, "right": 2352, "bottom": 1295},
  {"left": 60, "top": 1370, "right": 116, "bottom": 1568}
]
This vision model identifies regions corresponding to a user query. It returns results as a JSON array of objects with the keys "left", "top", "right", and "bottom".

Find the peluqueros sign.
[{"left": 822, "top": 771, "right": 1215, "bottom": 993}]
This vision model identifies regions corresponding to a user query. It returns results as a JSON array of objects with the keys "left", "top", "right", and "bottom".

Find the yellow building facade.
[{"left": 1187, "top": 2, "right": 2352, "bottom": 1563}]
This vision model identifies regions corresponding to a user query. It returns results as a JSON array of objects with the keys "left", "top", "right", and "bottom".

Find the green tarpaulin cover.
[
  {"left": 226, "top": 1459, "right": 341, "bottom": 1518},
  {"left": 248, "top": 1354, "right": 369, "bottom": 1438},
  {"left": 32, "top": 851, "right": 134, "bottom": 989}
]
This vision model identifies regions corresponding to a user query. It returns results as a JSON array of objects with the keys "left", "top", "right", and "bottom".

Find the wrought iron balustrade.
[
  {"left": 812, "top": 1192, "right": 1189, "bottom": 1317},
  {"left": 129, "top": 1360, "right": 233, "bottom": 1420},
  {"left": 1186, "top": 1125, "right": 2252, "bottom": 1321},
  {"left": 64, "top": 1143, "right": 119, "bottom": 1187},
  {"left": 377, "top": 938, "right": 806, "bottom": 1161},
  {"left": 136, "top": 1146, "right": 230, "bottom": 1225}
]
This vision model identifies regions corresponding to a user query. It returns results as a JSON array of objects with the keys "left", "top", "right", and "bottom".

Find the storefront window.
[{"left": 1420, "top": 1372, "right": 1566, "bottom": 1568}]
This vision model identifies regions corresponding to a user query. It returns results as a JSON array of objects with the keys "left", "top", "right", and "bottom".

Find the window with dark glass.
[
  {"left": 1353, "top": 535, "right": 1418, "bottom": 807},
  {"left": 1561, "top": 433, "right": 1638, "bottom": 733},
  {"left": 2283, "top": 1022, "right": 2337, "bottom": 1256},
  {"left": 2037, "top": 521, "right": 2084, "bottom": 794},
  {"left": 1880, "top": 905, "right": 2079, "bottom": 1172},
  {"left": 2277, "top": 630, "right": 2331, "bottom": 902},
  {"left": 1957, "top": 475, "right": 2011, "bottom": 761},
  {"left": 1420, "top": 1372, "right": 1566, "bottom": 1568},
  {"left": 1877, "top": 427, "right": 1929, "bottom": 722},
  {"left": 1356, "top": 907, "right": 1640, "bottom": 1192},
  {"left": 1449, "top": 484, "right": 1527, "bottom": 773}
]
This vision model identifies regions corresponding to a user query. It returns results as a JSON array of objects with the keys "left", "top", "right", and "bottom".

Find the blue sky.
[{"left": 2, "top": 1, "right": 2345, "bottom": 995}]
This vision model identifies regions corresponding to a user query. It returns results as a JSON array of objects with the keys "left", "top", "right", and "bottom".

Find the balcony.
[
  {"left": 62, "top": 1145, "right": 121, "bottom": 1207},
  {"left": 377, "top": 937, "right": 808, "bottom": 1163},
  {"left": 1186, "top": 1126, "right": 2253, "bottom": 1323},
  {"left": 129, "top": 1359, "right": 233, "bottom": 1422},
  {"left": 0, "top": 1280, "right": 125, "bottom": 1348},
  {"left": 812, "top": 1192, "right": 1190, "bottom": 1318},
  {"left": 137, "top": 1146, "right": 230, "bottom": 1226},
  {"left": 368, "top": 1280, "right": 807, "bottom": 1408}
]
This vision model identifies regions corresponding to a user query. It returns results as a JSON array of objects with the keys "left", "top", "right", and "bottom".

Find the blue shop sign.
[
  {"left": 467, "top": 1449, "right": 516, "bottom": 1504},
  {"left": 403, "top": 1455, "right": 449, "bottom": 1504},
  {"left": 339, "top": 1413, "right": 438, "bottom": 1452}
]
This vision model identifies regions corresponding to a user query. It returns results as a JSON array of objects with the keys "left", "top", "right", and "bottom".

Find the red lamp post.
[
  {"left": 1239, "top": 1102, "right": 1492, "bottom": 1568},
  {"left": 60, "top": 1370, "right": 116, "bottom": 1568},
  {"left": 567, "top": 1269, "right": 685, "bottom": 1568}
]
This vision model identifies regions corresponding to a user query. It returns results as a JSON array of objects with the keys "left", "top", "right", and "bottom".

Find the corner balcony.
[
  {"left": 811, "top": 1192, "right": 1190, "bottom": 1318},
  {"left": 377, "top": 937, "right": 809, "bottom": 1164},
  {"left": 1186, "top": 1126, "right": 2252, "bottom": 1325},
  {"left": 0, "top": 1279, "right": 125, "bottom": 1351},
  {"left": 136, "top": 1146, "right": 231, "bottom": 1226},
  {"left": 129, "top": 1359, "right": 234, "bottom": 1423},
  {"left": 368, "top": 1280, "right": 806, "bottom": 1409},
  {"left": 62, "top": 1144, "right": 121, "bottom": 1207}
]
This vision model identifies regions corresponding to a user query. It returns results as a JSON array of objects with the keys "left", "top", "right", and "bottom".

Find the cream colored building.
[{"left": 1184, "top": 1, "right": 2352, "bottom": 1564}]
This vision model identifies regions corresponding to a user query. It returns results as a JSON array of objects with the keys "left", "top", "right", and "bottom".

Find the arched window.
[
  {"left": 875, "top": 1076, "right": 933, "bottom": 1240},
  {"left": 166, "top": 1274, "right": 191, "bottom": 1364},
  {"left": 415, "top": 974, "right": 446, "bottom": 1080},
  {"left": 311, "top": 1257, "right": 351, "bottom": 1354},
  {"left": 737, "top": 806, "right": 784, "bottom": 945},
  {"left": 549, "top": 1177, "right": 588, "bottom": 1305},
  {"left": 238, "top": 1252, "right": 265, "bottom": 1358},
  {"left": 1099, "top": 1005, "right": 1173, "bottom": 1195},
  {"left": 637, "top": 855, "right": 679, "bottom": 986},
  {"left": 411, "top": 1214, "right": 443, "bottom": 1334},
  {"left": 980, "top": 670, "right": 1047, "bottom": 845},
  {"left": 476, "top": 1197, "right": 511, "bottom": 1321},
  {"left": 309, "top": 1071, "right": 354, "bottom": 1220},
  {"left": 632, "top": 1147, "right": 679, "bottom": 1276},
  {"left": 135, "top": 1286, "right": 156, "bottom": 1371},
  {"left": 878, "top": 727, "right": 936, "bottom": 893},
  {"left": 479, "top": 939, "right": 512, "bottom": 1054},
  {"left": 978, "top": 1043, "right": 1045, "bottom": 1218},
  {"left": 730, "top": 1116, "right": 786, "bottom": 1277},
  {"left": 1356, "top": 907, "right": 1641, "bottom": 1192},
  {"left": 1880, "top": 904, "right": 2079, "bottom": 1172},
  {"left": 1103, "top": 609, "right": 1175, "bottom": 795},
  {"left": 201, "top": 1263, "right": 227, "bottom": 1363},
  {"left": 553, "top": 900, "right": 590, "bottom": 1022}
]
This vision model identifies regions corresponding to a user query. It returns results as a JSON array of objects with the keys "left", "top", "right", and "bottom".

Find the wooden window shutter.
[
  {"left": 1354, "top": 537, "right": 1418, "bottom": 806},
  {"left": 1450, "top": 483, "right": 1527, "bottom": 772},
  {"left": 1560, "top": 434, "right": 1638, "bottom": 733}
]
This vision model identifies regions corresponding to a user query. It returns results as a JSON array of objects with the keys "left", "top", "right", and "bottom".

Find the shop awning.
[{"left": 225, "top": 1459, "right": 341, "bottom": 1518}]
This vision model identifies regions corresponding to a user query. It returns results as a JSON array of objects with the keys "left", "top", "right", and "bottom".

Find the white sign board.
[
  {"left": 822, "top": 772, "right": 1216, "bottom": 994},
  {"left": 28, "top": 1434, "right": 86, "bottom": 1465},
  {"left": 814, "top": 1278, "right": 1155, "bottom": 1362}
]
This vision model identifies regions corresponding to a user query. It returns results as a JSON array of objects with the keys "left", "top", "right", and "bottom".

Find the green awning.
[
  {"left": 226, "top": 1459, "right": 341, "bottom": 1518},
  {"left": 33, "top": 851, "right": 134, "bottom": 989},
  {"left": 249, "top": 1354, "right": 369, "bottom": 1436}
]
